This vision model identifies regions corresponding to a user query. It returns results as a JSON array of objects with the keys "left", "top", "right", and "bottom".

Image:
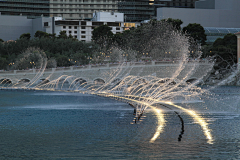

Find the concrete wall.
[
  {"left": 0, "top": 62, "right": 212, "bottom": 84},
  {"left": 0, "top": 15, "right": 32, "bottom": 41},
  {"left": 92, "top": 12, "right": 124, "bottom": 22},
  {"left": 195, "top": 0, "right": 215, "bottom": 9},
  {"left": 157, "top": 0, "right": 240, "bottom": 28},
  {"left": 215, "top": 0, "right": 233, "bottom": 9}
]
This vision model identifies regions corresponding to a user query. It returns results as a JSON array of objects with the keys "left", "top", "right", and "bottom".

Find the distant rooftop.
[{"left": 204, "top": 27, "right": 240, "bottom": 43}]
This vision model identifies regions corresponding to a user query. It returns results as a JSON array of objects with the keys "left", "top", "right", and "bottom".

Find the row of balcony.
[
  {"left": 118, "top": 2, "right": 152, "bottom": 5},
  {"left": 118, "top": 6, "right": 154, "bottom": 10},
  {"left": 50, "top": 1, "right": 117, "bottom": 5},
  {"left": 51, "top": 7, "right": 117, "bottom": 11},
  {"left": 51, "top": 9, "right": 116, "bottom": 14},
  {"left": 0, "top": 8, "right": 49, "bottom": 13},
  {"left": 51, "top": 6, "right": 117, "bottom": 9},
  {"left": 0, "top": 4, "right": 49, "bottom": 8},
  {"left": 126, "top": 16, "right": 150, "bottom": 20},
  {"left": 1, "top": 0, "right": 50, "bottom": 4},
  {"left": 123, "top": 11, "right": 154, "bottom": 15}
]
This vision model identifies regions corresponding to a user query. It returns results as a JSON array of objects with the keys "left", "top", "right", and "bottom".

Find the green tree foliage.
[
  {"left": 34, "top": 31, "right": 50, "bottom": 38},
  {"left": 34, "top": 31, "right": 56, "bottom": 39},
  {"left": 20, "top": 33, "right": 31, "bottom": 40},
  {"left": 202, "top": 33, "right": 237, "bottom": 72},
  {"left": 55, "top": 54, "right": 70, "bottom": 67},
  {"left": 0, "top": 38, "right": 4, "bottom": 42},
  {"left": 92, "top": 25, "right": 113, "bottom": 46},
  {"left": 46, "top": 58, "right": 57, "bottom": 68},
  {"left": 0, "top": 30, "right": 98, "bottom": 69},
  {"left": 0, "top": 57, "right": 8, "bottom": 70},
  {"left": 111, "top": 20, "right": 188, "bottom": 61},
  {"left": 161, "top": 18, "right": 183, "bottom": 30},
  {"left": 14, "top": 47, "right": 47, "bottom": 70},
  {"left": 183, "top": 23, "right": 207, "bottom": 46},
  {"left": 212, "top": 33, "right": 237, "bottom": 48},
  {"left": 57, "top": 31, "right": 68, "bottom": 39}
]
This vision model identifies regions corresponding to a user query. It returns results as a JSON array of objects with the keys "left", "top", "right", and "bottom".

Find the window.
[
  {"left": 81, "top": 26, "right": 86, "bottom": 29},
  {"left": 74, "top": 26, "right": 77, "bottom": 29},
  {"left": 116, "top": 27, "right": 120, "bottom": 30},
  {"left": 107, "top": 22, "right": 120, "bottom": 26},
  {"left": 81, "top": 36, "right": 86, "bottom": 38},
  {"left": 69, "top": 31, "right": 72, "bottom": 34},
  {"left": 63, "top": 26, "right": 66, "bottom": 29},
  {"left": 81, "top": 31, "right": 85, "bottom": 34},
  {"left": 81, "top": 21, "right": 86, "bottom": 25},
  {"left": 74, "top": 31, "right": 77, "bottom": 34},
  {"left": 92, "top": 22, "right": 104, "bottom": 26},
  {"left": 74, "top": 35, "right": 77, "bottom": 38},
  {"left": 69, "top": 26, "right": 72, "bottom": 29},
  {"left": 44, "top": 22, "right": 49, "bottom": 26}
]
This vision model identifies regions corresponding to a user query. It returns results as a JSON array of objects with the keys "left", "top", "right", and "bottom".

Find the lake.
[{"left": 0, "top": 86, "right": 240, "bottom": 159}]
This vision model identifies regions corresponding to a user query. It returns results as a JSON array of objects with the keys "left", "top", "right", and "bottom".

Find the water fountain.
[{"left": 0, "top": 21, "right": 217, "bottom": 144}]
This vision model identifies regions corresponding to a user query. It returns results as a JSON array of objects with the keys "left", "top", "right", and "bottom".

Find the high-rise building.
[
  {"left": 50, "top": 0, "right": 118, "bottom": 20},
  {"left": 117, "top": 0, "right": 200, "bottom": 22},
  {"left": 118, "top": 0, "right": 155, "bottom": 22},
  {"left": 154, "top": 0, "right": 199, "bottom": 8},
  {"left": 0, "top": 0, "right": 118, "bottom": 20},
  {"left": 0, "top": 0, "right": 199, "bottom": 21},
  {"left": 0, "top": 0, "right": 50, "bottom": 18}
]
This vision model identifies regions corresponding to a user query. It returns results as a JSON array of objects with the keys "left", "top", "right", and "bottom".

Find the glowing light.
[
  {"left": 149, "top": 107, "right": 165, "bottom": 143},
  {"left": 165, "top": 102, "right": 213, "bottom": 144}
]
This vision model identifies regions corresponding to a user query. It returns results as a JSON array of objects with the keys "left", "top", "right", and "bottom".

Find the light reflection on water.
[{"left": 0, "top": 89, "right": 240, "bottom": 159}]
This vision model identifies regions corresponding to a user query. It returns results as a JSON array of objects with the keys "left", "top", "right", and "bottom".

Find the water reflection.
[
  {"left": 149, "top": 107, "right": 165, "bottom": 143},
  {"left": 165, "top": 101, "right": 213, "bottom": 144}
]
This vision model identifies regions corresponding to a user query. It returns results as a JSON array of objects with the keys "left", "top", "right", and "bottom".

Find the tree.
[
  {"left": 46, "top": 58, "right": 57, "bottom": 68},
  {"left": 161, "top": 18, "right": 183, "bottom": 30},
  {"left": 213, "top": 33, "right": 237, "bottom": 48},
  {"left": 0, "top": 57, "right": 8, "bottom": 70},
  {"left": 56, "top": 54, "right": 70, "bottom": 67},
  {"left": 183, "top": 23, "right": 207, "bottom": 46},
  {"left": 202, "top": 33, "right": 237, "bottom": 79},
  {"left": 0, "top": 38, "right": 4, "bottom": 42},
  {"left": 20, "top": 33, "right": 31, "bottom": 40},
  {"left": 34, "top": 30, "right": 49, "bottom": 38},
  {"left": 92, "top": 24, "right": 113, "bottom": 46},
  {"left": 57, "top": 31, "right": 68, "bottom": 39},
  {"left": 14, "top": 47, "right": 47, "bottom": 70}
]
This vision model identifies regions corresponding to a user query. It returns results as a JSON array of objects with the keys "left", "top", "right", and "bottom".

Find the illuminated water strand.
[
  {"left": 96, "top": 93, "right": 166, "bottom": 142},
  {"left": 149, "top": 107, "right": 165, "bottom": 143},
  {"left": 165, "top": 101, "right": 213, "bottom": 144}
]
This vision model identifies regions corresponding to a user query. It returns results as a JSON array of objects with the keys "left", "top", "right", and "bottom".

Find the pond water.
[{"left": 0, "top": 86, "right": 240, "bottom": 159}]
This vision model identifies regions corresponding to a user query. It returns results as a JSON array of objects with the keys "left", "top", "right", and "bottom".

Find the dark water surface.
[{"left": 0, "top": 87, "right": 240, "bottom": 159}]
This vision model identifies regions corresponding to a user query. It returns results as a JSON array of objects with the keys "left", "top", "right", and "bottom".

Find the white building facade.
[{"left": 0, "top": 12, "right": 140, "bottom": 42}]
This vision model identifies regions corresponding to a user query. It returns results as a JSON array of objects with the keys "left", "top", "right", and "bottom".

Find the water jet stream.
[{"left": 96, "top": 93, "right": 213, "bottom": 144}]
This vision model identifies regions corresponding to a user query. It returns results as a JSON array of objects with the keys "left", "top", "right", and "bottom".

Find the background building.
[
  {"left": 0, "top": 0, "right": 118, "bottom": 20},
  {"left": 50, "top": 0, "right": 118, "bottom": 20},
  {"left": 0, "top": 12, "right": 140, "bottom": 42},
  {"left": 0, "top": 0, "right": 201, "bottom": 21},
  {"left": 157, "top": 0, "right": 240, "bottom": 28},
  {"left": 117, "top": 0, "right": 202, "bottom": 22},
  {"left": 0, "top": 0, "right": 50, "bottom": 18},
  {"left": 118, "top": 0, "right": 155, "bottom": 22},
  {"left": 154, "top": 0, "right": 199, "bottom": 8},
  {"left": 204, "top": 27, "right": 240, "bottom": 43}
]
